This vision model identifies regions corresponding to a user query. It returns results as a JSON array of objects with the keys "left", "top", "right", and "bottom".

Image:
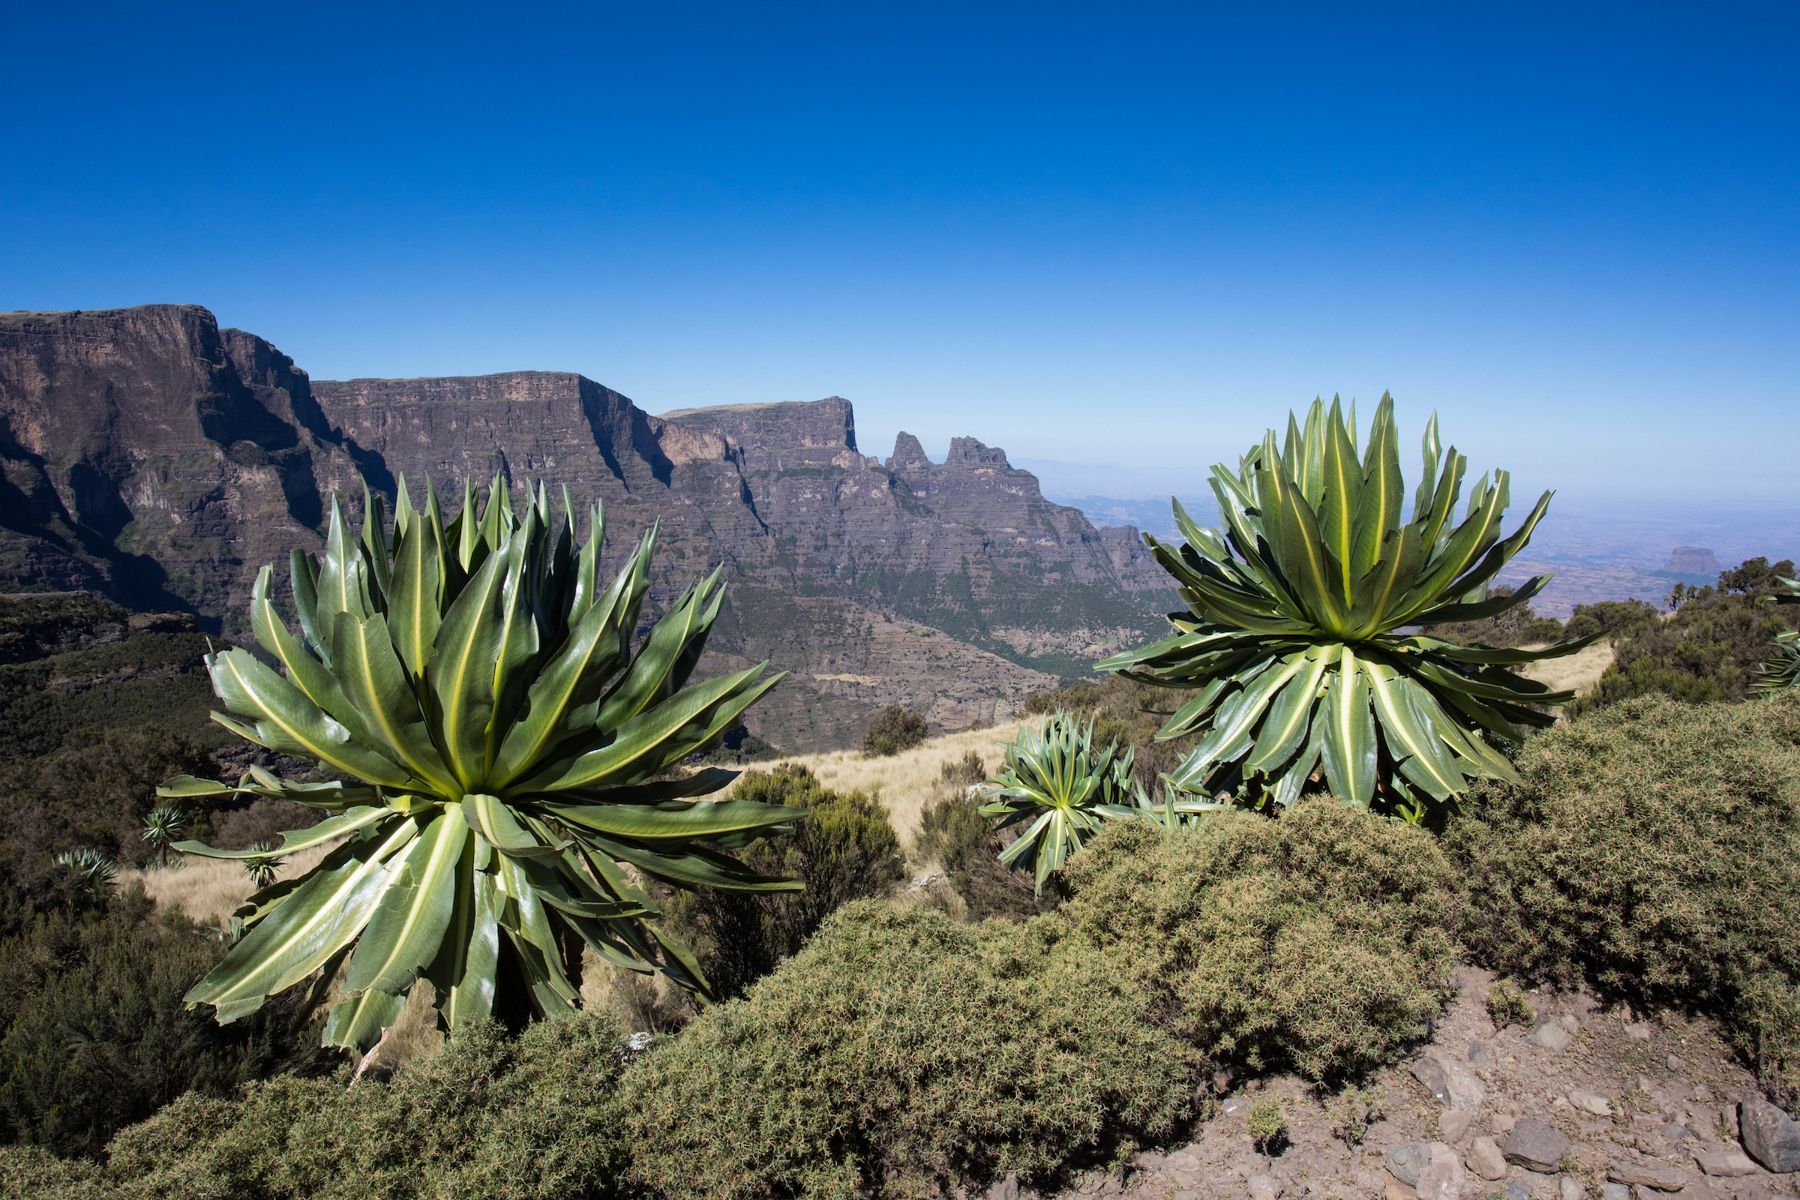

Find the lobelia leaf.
[
  {"left": 207, "top": 646, "right": 415, "bottom": 788},
  {"left": 186, "top": 819, "right": 417, "bottom": 1019},
  {"left": 341, "top": 805, "right": 469, "bottom": 998}
]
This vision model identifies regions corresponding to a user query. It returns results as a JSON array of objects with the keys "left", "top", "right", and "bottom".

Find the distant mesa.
[{"left": 1660, "top": 546, "right": 1720, "bottom": 577}]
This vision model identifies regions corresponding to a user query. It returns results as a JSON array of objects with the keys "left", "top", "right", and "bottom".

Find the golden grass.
[
  {"left": 127, "top": 844, "right": 334, "bottom": 927},
  {"left": 1519, "top": 638, "right": 1615, "bottom": 700},
  {"left": 742, "top": 718, "right": 1028, "bottom": 850}
]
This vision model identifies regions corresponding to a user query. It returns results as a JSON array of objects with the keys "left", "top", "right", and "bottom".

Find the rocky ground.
[{"left": 1015, "top": 966, "right": 1799, "bottom": 1200}]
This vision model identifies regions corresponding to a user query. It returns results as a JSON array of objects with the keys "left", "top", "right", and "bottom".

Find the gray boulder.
[
  {"left": 1740, "top": 1099, "right": 1800, "bottom": 1173},
  {"left": 1530, "top": 1021, "right": 1575, "bottom": 1052},
  {"left": 1412, "top": 1050, "right": 1487, "bottom": 1110},
  {"left": 1503, "top": 1118, "right": 1570, "bottom": 1172},
  {"left": 1386, "top": 1140, "right": 1434, "bottom": 1187}
]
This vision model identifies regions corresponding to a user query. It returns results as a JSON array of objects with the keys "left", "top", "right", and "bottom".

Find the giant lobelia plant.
[
  {"left": 1101, "top": 395, "right": 1594, "bottom": 820},
  {"left": 1754, "top": 575, "right": 1800, "bottom": 696},
  {"left": 162, "top": 477, "right": 796, "bottom": 1052}
]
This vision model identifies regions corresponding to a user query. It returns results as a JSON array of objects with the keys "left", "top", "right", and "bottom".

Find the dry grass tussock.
[
  {"left": 743, "top": 718, "right": 1029, "bottom": 850},
  {"left": 126, "top": 844, "right": 333, "bottom": 927},
  {"left": 1519, "top": 638, "right": 1615, "bottom": 700}
]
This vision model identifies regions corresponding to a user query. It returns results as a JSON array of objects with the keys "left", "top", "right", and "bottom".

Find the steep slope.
[
  {"left": 310, "top": 376, "right": 1168, "bottom": 677},
  {"left": 0, "top": 305, "right": 1165, "bottom": 749},
  {"left": 0, "top": 306, "right": 368, "bottom": 621}
]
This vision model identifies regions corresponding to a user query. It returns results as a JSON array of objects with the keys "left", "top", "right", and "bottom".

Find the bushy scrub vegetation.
[
  {"left": 915, "top": 788, "right": 1039, "bottom": 919},
  {"left": 1105, "top": 396, "right": 1589, "bottom": 818},
  {"left": 0, "top": 595, "right": 220, "bottom": 762},
  {"left": 1448, "top": 694, "right": 1800, "bottom": 1107},
  {"left": 0, "top": 888, "right": 326, "bottom": 1159},
  {"left": 665, "top": 764, "right": 904, "bottom": 999},
  {"left": 860, "top": 704, "right": 928, "bottom": 756},
  {"left": 15, "top": 799, "right": 1473, "bottom": 1196},
  {"left": 938, "top": 748, "right": 985, "bottom": 786},
  {"left": 1576, "top": 557, "right": 1795, "bottom": 711},
  {"left": 1561, "top": 597, "right": 1661, "bottom": 643},
  {"left": 625, "top": 901, "right": 1197, "bottom": 1199},
  {"left": 1054, "top": 801, "right": 1460, "bottom": 1082},
  {"left": 0, "top": 1016, "right": 635, "bottom": 1199},
  {"left": 0, "top": 731, "right": 213, "bottom": 935}
]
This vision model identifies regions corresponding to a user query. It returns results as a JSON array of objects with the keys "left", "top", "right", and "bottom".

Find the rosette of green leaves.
[
  {"left": 52, "top": 847, "right": 117, "bottom": 897},
  {"left": 162, "top": 477, "right": 795, "bottom": 1052},
  {"left": 1100, "top": 395, "right": 1595, "bottom": 820},
  {"left": 142, "top": 804, "right": 186, "bottom": 866},
  {"left": 1755, "top": 576, "right": 1800, "bottom": 696},
  {"left": 977, "top": 711, "right": 1151, "bottom": 893}
]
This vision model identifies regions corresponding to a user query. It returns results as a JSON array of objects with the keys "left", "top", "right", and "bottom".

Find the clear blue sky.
[{"left": 4, "top": 2, "right": 1796, "bottom": 504}]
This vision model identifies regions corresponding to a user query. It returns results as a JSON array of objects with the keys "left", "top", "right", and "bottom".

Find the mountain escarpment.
[{"left": 1, "top": 305, "right": 1167, "bottom": 748}]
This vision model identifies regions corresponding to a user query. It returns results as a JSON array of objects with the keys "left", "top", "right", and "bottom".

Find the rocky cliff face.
[
  {"left": 0, "top": 304, "right": 1168, "bottom": 748},
  {"left": 0, "top": 306, "right": 375, "bottom": 620}
]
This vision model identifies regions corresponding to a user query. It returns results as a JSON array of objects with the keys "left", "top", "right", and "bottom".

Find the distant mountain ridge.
[{"left": 0, "top": 304, "right": 1169, "bottom": 749}]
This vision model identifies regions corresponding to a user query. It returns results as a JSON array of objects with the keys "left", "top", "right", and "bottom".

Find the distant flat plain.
[{"left": 1058, "top": 493, "right": 1800, "bottom": 617}]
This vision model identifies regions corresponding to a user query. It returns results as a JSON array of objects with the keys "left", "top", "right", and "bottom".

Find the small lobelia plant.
[
  {"left": 141, "top": 804, "right": 186, "bottom": 868},
  {"left": 1102, "top": 394, "right": 1595, "bottom": 820},
  {"left": 162, "top": 477, "right": 797, "bottom": 1054},
  {"left": 241, "top": 840, "right": 285, "bottom": 890},
  {"left": 977, "top": 710, "right": 1213, "bottom": 893},
  {"left": 978, "top": 711, "right": 1139, "bottom": 893},
  {"left": 1754, "top": 575, "right": 1800, "bottom": 696},
  {"left": 52, "top": 848, "right": 118, "bottom": 900}
]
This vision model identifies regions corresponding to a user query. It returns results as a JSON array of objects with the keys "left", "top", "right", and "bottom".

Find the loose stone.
[
  {"left": 1503, "top": 1118, "right": 1570, "bottom": 1173},
  {"left": 1739, "top": 1099, "right": 1800, "bottom": 1173},
  {"left": 1467, "top": 1136, "right": 1508, "bottom": 1181},
  {"left": 1531, "top": 1022, "right": 1575, "bottom": 1052}
]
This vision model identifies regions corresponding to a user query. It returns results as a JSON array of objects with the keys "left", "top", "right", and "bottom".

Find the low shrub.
[
  {"left": 1485, "top": 980, "right": 1535, "bottom": 1030},
  {"left": 1052, "top": 802, "right": 1460, "bottom": 1082},
  {"left": 938, "top": 749, "right": 985, "bottom": 787},
  {"left": 1246, "top": 1096, "right": 1288, "bottom": 1155},
  {"left": 915, "top": 789, "right": 1038, "bottom": 920},
  {"left": 1447, "top": 694, "right": 1800, "bottom": 1107},
  {"left": 667, "top": 765, "right": 905, "bottom": 999},
  {"left": 860, "top": 705, "right": 928, "bottom": 757},
  {"left": 1324, "top": 1084, "right": 1383, "bottom": 1148},
  {"left": 0, "top": 888, "right": 326, "bottom": 1158},
  {"left": 47, "top": 1016, "right": 633, "bottom": 1200},
  {"left": 623, "top": 902, "right": 1197, "bottom": 1199}
]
